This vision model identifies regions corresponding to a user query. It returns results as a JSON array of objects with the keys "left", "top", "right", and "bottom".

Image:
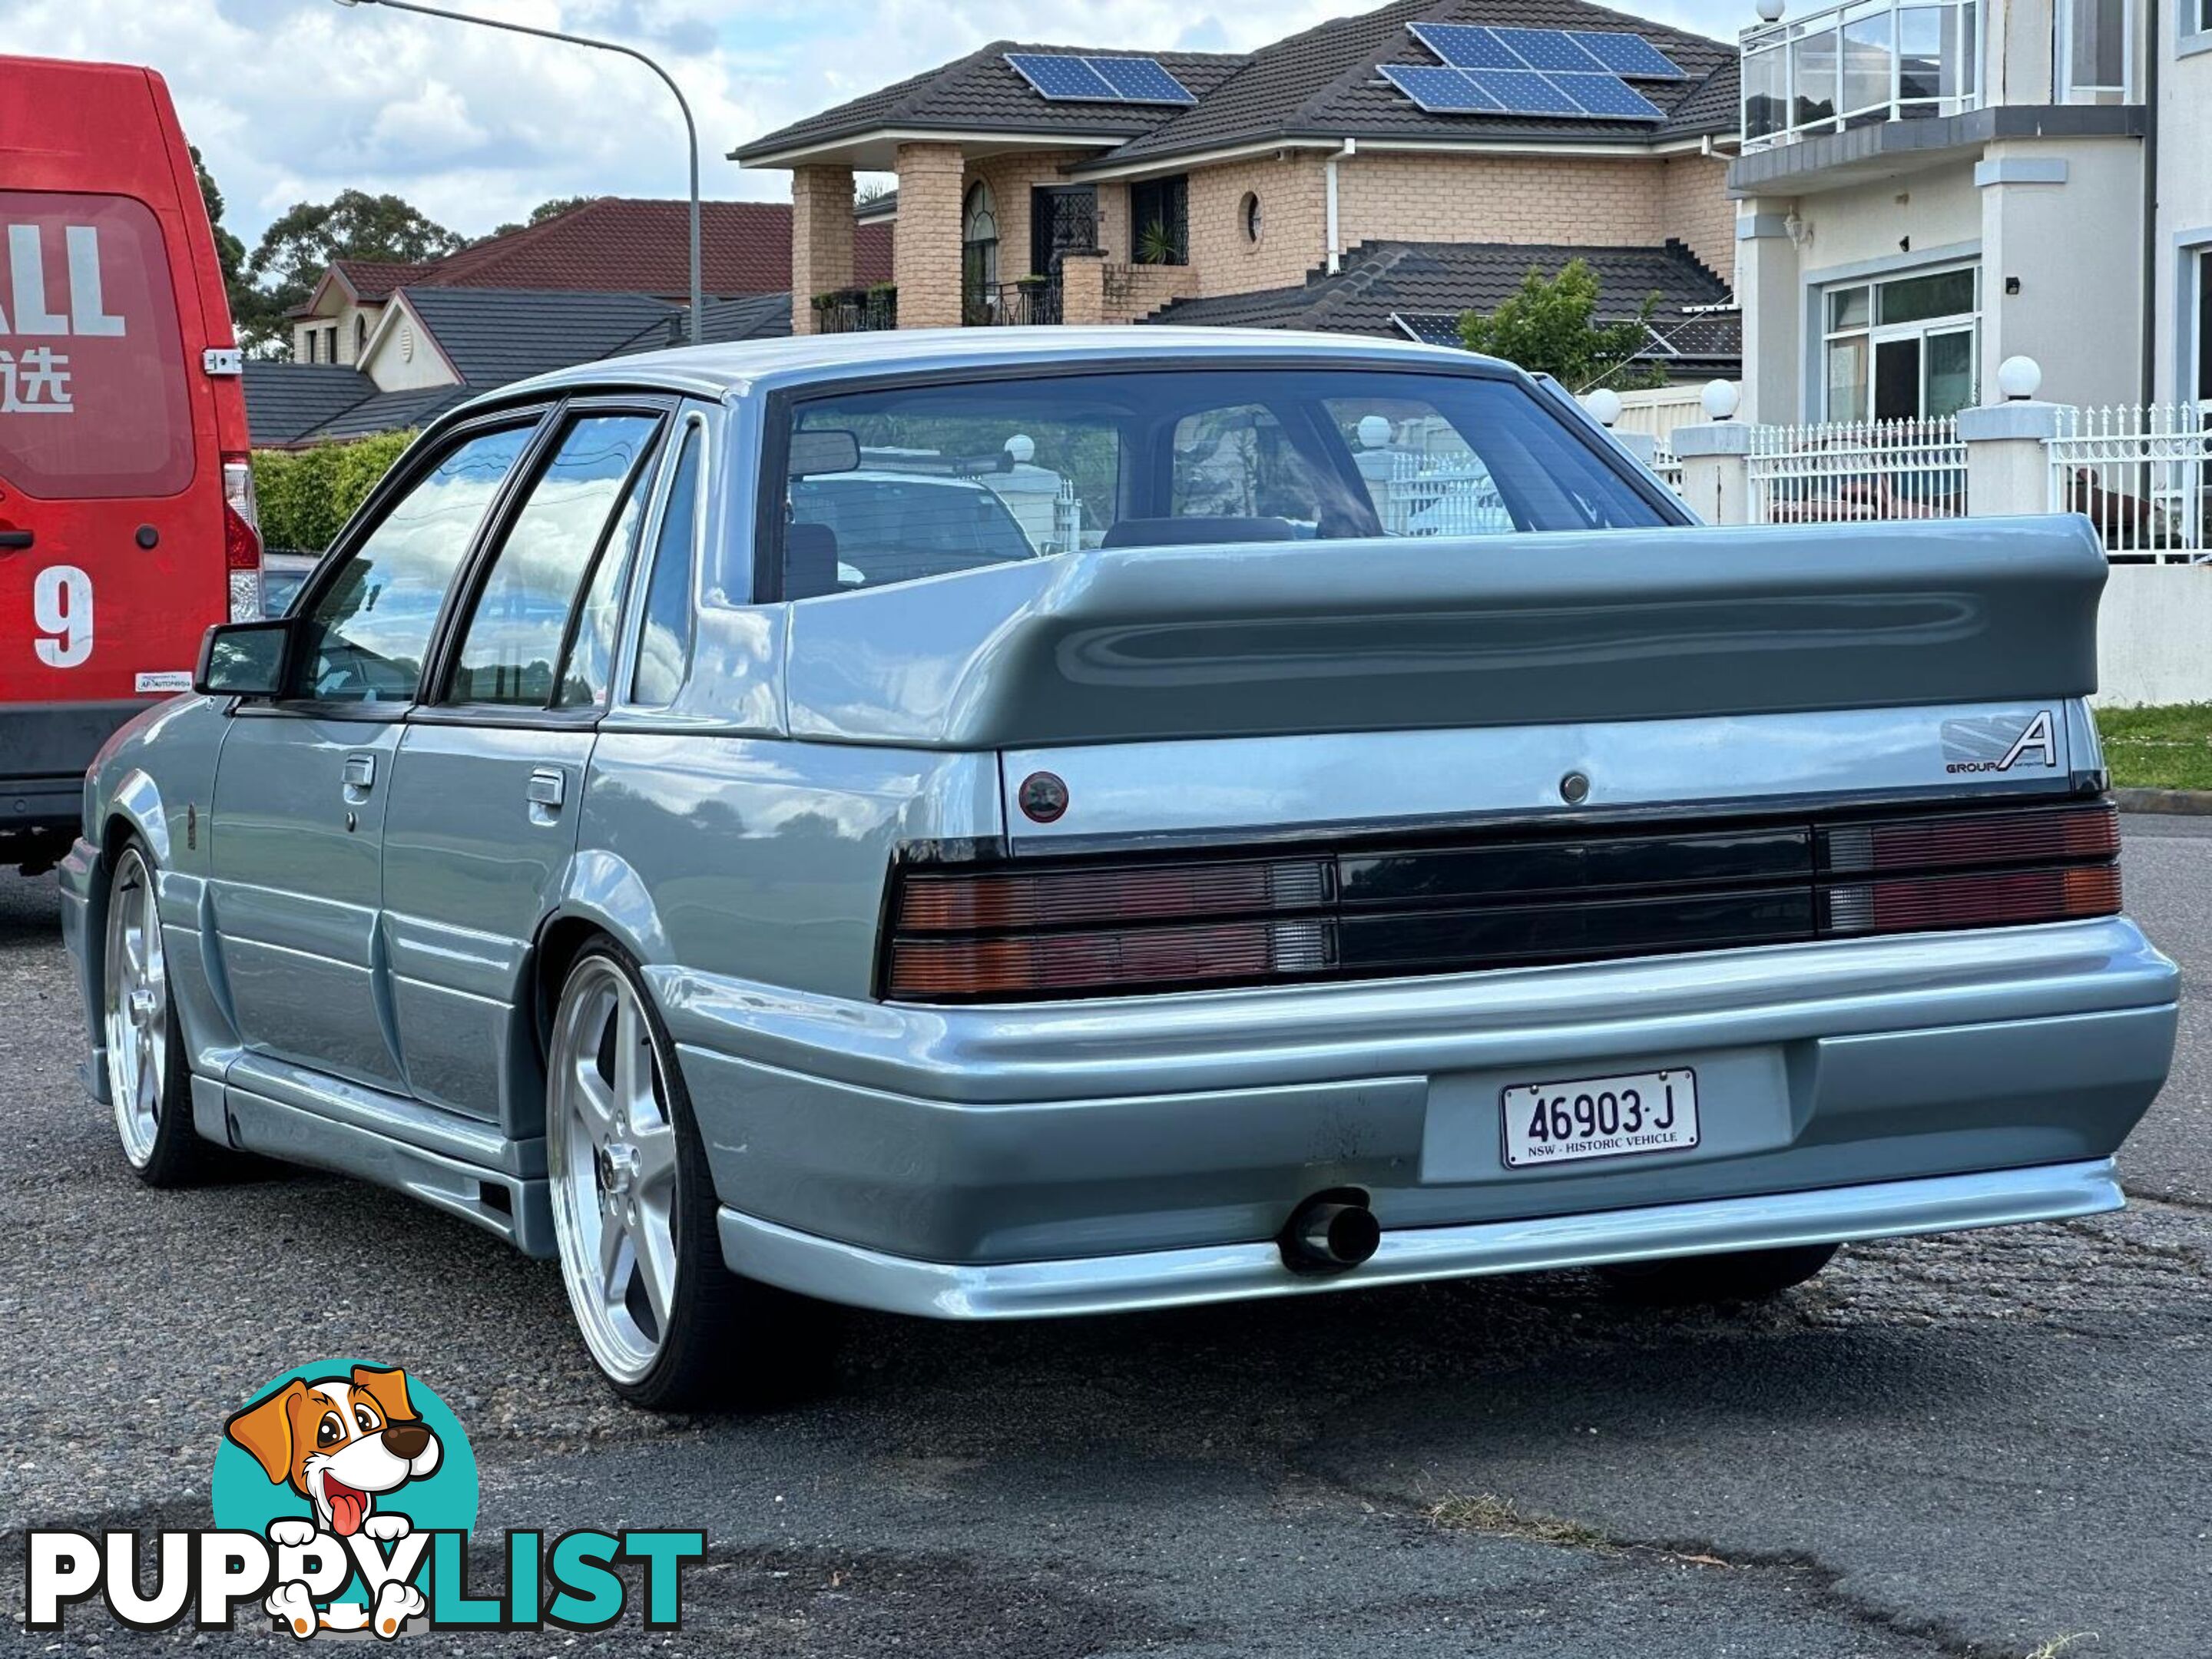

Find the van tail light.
[{"left": 221, "top": 453, "right": 264, "bottom": 621}]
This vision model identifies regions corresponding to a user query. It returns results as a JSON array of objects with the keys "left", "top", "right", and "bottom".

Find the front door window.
[
  {"left": 292, "top": 422, "right": 536, "bottom": 703},
  {"left": 962, "top": 183, "right": 999, "bottom": 322},
  {"left": 1822, "top": 266, "right": 1979, "bottom": 422}
]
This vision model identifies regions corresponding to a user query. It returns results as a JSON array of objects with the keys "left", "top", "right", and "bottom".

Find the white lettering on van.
[
  {"left": 0, "top": 225, "right": 125, "bottom": 339},
  {"left": 7, "top": 225, "right": 68, "bottom": 335},
  {"left": 66, "top": 227, "right": 124, "bottom": 336},
  {"left": 0, "top": 347, "right": 73, "bottom": 414},
  {"left": 34, "top": 565, "right": 94, "bottom": 669}
]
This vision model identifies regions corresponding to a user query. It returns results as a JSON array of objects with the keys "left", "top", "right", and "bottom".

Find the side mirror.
[{"left": 194, "top": 619, "right": 293, "bottom": 698}]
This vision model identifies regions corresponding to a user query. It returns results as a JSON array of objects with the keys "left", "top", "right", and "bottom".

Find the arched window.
[{"left": 962, "top": 181, "right": 999, "bottom": 320}]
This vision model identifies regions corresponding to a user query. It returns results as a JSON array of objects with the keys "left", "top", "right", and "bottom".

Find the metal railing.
[
  {"left": 964, "top": 281, "right": 1061, "bottom": 327},
  {"left": 1741, "top": 0, "right": 1981, "bottom": 151},
  {"left": 1747, "top": 416, "right": 1966, "bottom": 523},
  {"left": 812, "top": 288, "right": 897, "bottom": 333},
  {"left": 2048, "top": 402, "right": 2212, "bottom": 561}
]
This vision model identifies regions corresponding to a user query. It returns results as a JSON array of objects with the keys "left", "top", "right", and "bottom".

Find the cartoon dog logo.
[{"left": 225, "top": 1364, "right": 442, "bottom": 1637}]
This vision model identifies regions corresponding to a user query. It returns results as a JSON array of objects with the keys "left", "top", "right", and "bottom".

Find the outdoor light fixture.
[{"left": 328, "top": 0, "right": 703, "bottom": 343}]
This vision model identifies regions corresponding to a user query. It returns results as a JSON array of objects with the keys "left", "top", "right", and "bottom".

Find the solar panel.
[
  {"left": 1406, "top": 22, "right": 1524, "bottom": 70},
  {"left": 1391, "top": 312, "right": 1469, "bottom": 348},
  {"left": 1379, "top": 63, "right": 1506, "bottom": 113},
  {"left": 1005, "top": 54, "right": 1119, "bottom": 100},
  {"left": 1462, "top": 67, "right": 1586, "bottom": 115},
  {"left": 1568, "top": 31, "right": 1690, "bottom": 78},
  {"left": 1545, "top": 71, "right": 1667, "bottom": 119},
  {"left": 1489, "top": 28, "right": 1611, "bottom": 72},
  {"left": 1088, "top": 56, "right": 1199, "bottom": 103}
]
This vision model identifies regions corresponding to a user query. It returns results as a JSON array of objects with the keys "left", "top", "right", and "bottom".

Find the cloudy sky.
[{"left": 8, "top": 0, "right": 1751, "bottom": 247}]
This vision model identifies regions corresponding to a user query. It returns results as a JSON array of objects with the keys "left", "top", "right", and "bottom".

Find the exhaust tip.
[{"left": 1282, "top": 1189, "right": 1380, "bottom": 1273}]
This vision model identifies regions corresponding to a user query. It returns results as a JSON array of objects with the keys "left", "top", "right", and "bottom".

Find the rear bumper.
[
  {"left": 661, "top": 916, "right": 2179, "bottom": 1279},
  {"left": 719, "top": 1157, "right": 2124, "bottom": 1320},
  {"left": 1, "top": 700, "right": 141, "bottom": 838}
]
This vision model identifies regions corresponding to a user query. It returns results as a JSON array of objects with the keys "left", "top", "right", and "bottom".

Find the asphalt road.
[{"left": 4, "top": 819, "right": 2208, "bottom": 1657}]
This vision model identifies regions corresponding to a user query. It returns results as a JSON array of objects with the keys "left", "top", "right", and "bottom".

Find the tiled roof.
[
  {"left": 242, "top": 362, "right": 380, "bottom": 445},
  {"left": 1146, "top": 238, "right": 1738, "bottom": 370},
  {"left": 1094, "top": 0, "right": 1736, "bottom": 167},
  {"left": 416, "top": 197, "right": 892, "bottom": 296},
  {"left": 733, "top": 41, "right": 1250, "bottom": 162},
  {"left": 331, "top": 258, "right": 439, "bottom": 300},
  {"left": 398, "top": 287, "right": 687, "bottom": 385},
  {"left": 247, "top": 284, "right": 796, "bottom": 447},
  {"left": 735, "top": 3, "right": 1735, "bottom": 172}
]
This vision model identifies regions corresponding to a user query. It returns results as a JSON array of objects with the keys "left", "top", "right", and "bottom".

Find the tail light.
[
  {"left": 880, "top": 798, "right": 2124, "bottom": 1004},
  {"left": 222, "top": 454, "right": 264, "bottom": 621}
]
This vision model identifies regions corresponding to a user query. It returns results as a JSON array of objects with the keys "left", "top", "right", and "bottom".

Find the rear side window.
[
  {"left": 631, "top": 421, "right": 702, "bottom": 706},
  {"left": 449, "top": 413, "right": 661, "bottom": 707},
  {"left": 0, "top": 192, "right": 194, "bottom": 498},
  {"left": 293, "top": 424, "right": 534, "bottom": 703}
]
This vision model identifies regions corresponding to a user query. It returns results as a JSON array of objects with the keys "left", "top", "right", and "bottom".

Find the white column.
[{"left": 1958, "top": 400, "right": 2065, "bottom": 517}]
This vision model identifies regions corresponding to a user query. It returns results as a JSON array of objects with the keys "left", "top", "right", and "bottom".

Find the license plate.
[{"left": 1502, "top": 1068, "right": 1699, "bottom": 1168}]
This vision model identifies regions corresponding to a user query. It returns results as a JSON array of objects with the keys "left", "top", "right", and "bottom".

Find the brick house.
[
  {"left": 732, "top": 0, "right": 1741, "bottom": 356},
  {"left": 286, "top": 196, "right": 893, "bottom": 365}
]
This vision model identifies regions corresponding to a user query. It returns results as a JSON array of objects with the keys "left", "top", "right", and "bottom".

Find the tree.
[
  {"left": 486, "top": 196, "right": 595, "bottom": 240},
  {"left": 188, "top": 145, "right": 262, "bottom": 339},
  {"left": 235, "top": 190, "right": 469, "bottom": 354},
  {"left": 1458, "top": 259, "right": 1667, "bottom": 392},
  {"left": 252, "top": 430, "right": 414, "bottom": 552}
]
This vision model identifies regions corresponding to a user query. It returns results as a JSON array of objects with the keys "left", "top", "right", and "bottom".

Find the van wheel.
[
  {"left": 103, "top": 838, "right": 214, "bottom": 1186},
  {"left": 545, "top": 941, "right": 836, "bottom": 1410},
  {"left": 1597, "top": 1243, "right": 1839, "bottom": 1307}
]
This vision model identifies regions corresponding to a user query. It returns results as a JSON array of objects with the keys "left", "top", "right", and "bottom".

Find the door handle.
[
  {"left": 342, "top": 753, "right": 376, "bottom": 803},
  {"left": 526, "top": 767, "right": 566, "bottom": 826},
  {"left": 0, "top": 529, "right": 31, "bottom": 551}
]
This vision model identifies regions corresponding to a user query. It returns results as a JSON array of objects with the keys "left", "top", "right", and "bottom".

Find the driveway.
[{"left": 4, "top": 819, "right": 2207, "bottom": 1656}]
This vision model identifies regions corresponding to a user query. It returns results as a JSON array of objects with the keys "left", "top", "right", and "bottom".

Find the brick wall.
[
  {"left": 1661, "top": 153, "right": 1735, "bottom": 282},
  {"left": 1185, "top": 155, "right": 1330, "bottom": 296},
  {"left": 893, "top": 144, "right": 965, "bottom": 328},
  {"left": 1179, "top": 148, "right": 1738, "bottom": 300},
  {"left": 790, "top": 164, "right": 855, "bottom": 336}
]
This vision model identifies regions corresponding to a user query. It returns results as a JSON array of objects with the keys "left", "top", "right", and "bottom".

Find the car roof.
[{"left": 464, "top": 326, "right": 1521, "bottom": 412}]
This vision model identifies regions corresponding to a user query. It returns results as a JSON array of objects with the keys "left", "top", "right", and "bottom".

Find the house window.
[
  {"left": 2061, "top": 0, "right": 2131, "bottom": 97},
  {"left": 1240, "top": 191, "right": 1263, "bottom": 245},
  {"left": 353, "top": 316, "right": 368, "bottom": 360},
  {"left": 1130, "top": 174, "right": 1188, "bottom": 265},
  {"left": 1822, "top": 265, "right": 1979, "bottom": 422},
  {"left": 2193, "top": 248, "right": 2211, "bottom": 409},
  {"left": 962, "top": 182, "right": 999, "bottom": 312}
]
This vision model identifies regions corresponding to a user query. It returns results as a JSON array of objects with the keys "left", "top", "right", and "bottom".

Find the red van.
[{"left": 0, "top": 54, "right": 260, "bottom": 872}]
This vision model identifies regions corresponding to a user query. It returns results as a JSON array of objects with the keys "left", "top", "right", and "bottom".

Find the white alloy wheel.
[
  {"left": 104, "top": 846, "right": 169, "bottom": 1169},
  {"left": 547, "top": 953, "right": 684, "bottom": 1386}
]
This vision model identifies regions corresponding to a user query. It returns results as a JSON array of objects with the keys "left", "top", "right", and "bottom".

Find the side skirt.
[{"left": 215, "top": 1079, "right": 555, "bottom": 1258}]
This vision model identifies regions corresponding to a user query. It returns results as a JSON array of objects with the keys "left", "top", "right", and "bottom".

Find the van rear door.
[{"left": 0, "top": 56, "right": 248, "bottom": 852}]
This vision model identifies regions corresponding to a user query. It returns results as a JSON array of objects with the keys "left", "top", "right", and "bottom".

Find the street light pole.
[{"left": 332, "top": 0, "right": 703, "bottom": 343}]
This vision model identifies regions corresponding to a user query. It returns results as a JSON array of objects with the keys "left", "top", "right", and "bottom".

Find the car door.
[
  {"left": 379, "top": 401, "right": 669, "bottom": 1127},
  {"left": 209, "top": 413, "right": 542, "bottom": 1091}
]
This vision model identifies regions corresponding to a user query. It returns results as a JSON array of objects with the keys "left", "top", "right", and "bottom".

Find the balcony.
[
  {"left": 964, "top": 280, "right": 1063, "bottom": 327},
  {"left": 813, "top": 286, "right": 898, "bottom": 333},
  {"left": 1741, "top": 0, "right": 1981, "bottom": 152}
]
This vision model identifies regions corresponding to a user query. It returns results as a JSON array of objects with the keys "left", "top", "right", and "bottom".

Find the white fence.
[
  {"left": 2047, "top": 402, "right": 2212, "bottom": 563},
  {"left": 1747, "top": 417, "right": 1966, "bottom": 525},
  {"left": 1380, "top": 452, "right": 1513, "bottom": 536},
  {"left": 1649, "top": 441, "right": 1684, "bottom": 495}
]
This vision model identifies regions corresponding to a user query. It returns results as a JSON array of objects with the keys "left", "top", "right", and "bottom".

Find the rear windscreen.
[{"left": 0, "top": 191, "right": 194, "bottom": 499}]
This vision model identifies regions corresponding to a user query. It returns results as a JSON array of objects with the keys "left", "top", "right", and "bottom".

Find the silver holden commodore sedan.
[{"left": 59, "top": 329, "right": 2177, "bottom": 1409}]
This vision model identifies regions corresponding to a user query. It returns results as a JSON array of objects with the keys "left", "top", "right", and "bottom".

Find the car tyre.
[
  {"left": 545, "top": 940, "right": 837, "bottom": 1411},
  {"left": 1596, "top": 1242, "right": 1839, "bottom": 1307},
  {"left": 103, "top": 836, "right": 215, "bottom": 1187}
]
